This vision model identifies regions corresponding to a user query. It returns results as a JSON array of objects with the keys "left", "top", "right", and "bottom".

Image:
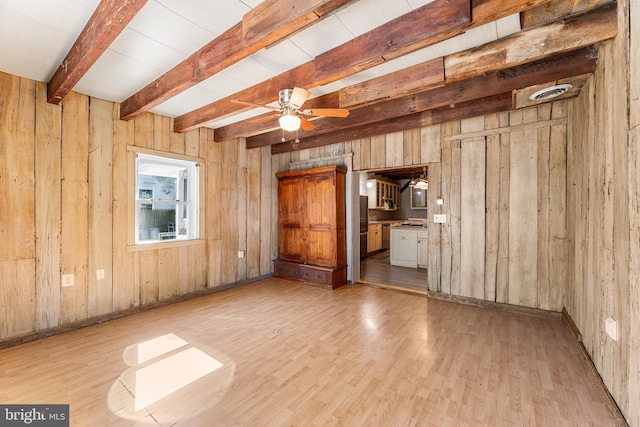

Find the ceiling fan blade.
[
  {"left": 301, "top": 108, "right": 350, "bottom": 118},
  {"left": 230, "top": 99, "right": 281, "bottom": 112},
  {"left": 249, "top": 114, "right": 279, "bottom": 124},
  {"left": 289, "top": 87, "right": 311, "bottom": 108},
  {"left": 299, "top": 116, "right": 315, "bottom": 131}
]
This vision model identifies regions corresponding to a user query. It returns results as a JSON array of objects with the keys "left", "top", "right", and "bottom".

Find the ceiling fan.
[{"left": 231, "top": 87, "right": 349, "bottom": 133}]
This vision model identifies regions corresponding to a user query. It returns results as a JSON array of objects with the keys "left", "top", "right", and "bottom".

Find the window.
[
  {"left": 135, "top": 153, "right": 199, "bottom": 244},
  {"left": 410, "top": 187, "right": 427, "bottom": 209}
]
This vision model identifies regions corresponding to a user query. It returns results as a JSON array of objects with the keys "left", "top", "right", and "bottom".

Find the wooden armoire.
[{"left": 274, "top": 165, "right": 347, "bottom": 289}]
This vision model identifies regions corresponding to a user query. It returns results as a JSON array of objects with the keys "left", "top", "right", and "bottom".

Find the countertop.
[{"left": 391, "top": 224, "right": 428, "bottom": 229}]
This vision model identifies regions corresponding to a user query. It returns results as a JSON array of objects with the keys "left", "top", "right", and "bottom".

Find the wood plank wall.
[
  {"left": 566, "top": 0, "right": 638, "bottom": 423},
  {"left": 275, "top": 104, "right": 569, "bottom": 313},
  {"left": 0, "top": 75, "right": 271, "bottom": 341},
  {"left": 628, "top": 0, "right": 640, "bottom": 425}
]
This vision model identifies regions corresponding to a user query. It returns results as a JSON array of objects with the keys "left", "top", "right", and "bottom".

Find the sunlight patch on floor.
[
  {"left": 108, "top": 333, "right": 235, "bottom": 424},
  {"left": 134, "top": 347, "right": 222, "bottom": 410},
  {"left": 136, "top": 333, "right": 188, "bottom": 364}
]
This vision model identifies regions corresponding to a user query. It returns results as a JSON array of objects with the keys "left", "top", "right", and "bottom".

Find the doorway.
[{"left": 357, "top": 167, "right": 429, "bottom": 292}]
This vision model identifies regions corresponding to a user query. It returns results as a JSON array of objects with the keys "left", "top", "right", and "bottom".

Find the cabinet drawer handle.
[{"left": 301, "top": 237, "right": 307, "bottom": 241}]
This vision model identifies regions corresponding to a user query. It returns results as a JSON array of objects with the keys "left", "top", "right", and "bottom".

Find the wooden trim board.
[{"left": 0, "top": 274, "right": 272, "bottom": 350}]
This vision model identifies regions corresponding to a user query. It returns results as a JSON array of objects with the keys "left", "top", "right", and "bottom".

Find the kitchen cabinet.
[
  {"left": 417, "top": 230, "right": 428, "bottom": 268},
  {"left": 367, "top": 179, "right": 399, "bottom": 210},
  {"left": 274, "top": 166, "right": 347, "bottom": 289},
  {"left": 367, "top": 223, "right": 382, "bottom": 253},
  {"left": 390, "top": 228, "right": 418, "bottom": 268}
]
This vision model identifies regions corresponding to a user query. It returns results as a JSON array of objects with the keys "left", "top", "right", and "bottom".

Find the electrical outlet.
[
  {"left": 434, "top": 214, "right": 447, "bottom": 223},
  {"left": 62, "top": 274, "right": 74, "bottom": 287},
  {"left": 237, "top": 250, "right": 245, "bottom": 259},
  {"left": 97, "top": 269, "right": 105, "bottom": 280}
]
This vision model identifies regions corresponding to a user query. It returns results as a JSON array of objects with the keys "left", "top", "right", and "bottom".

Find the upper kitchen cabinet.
[{"left": 367, "top": 179, "right": 399, "bottom": 210}]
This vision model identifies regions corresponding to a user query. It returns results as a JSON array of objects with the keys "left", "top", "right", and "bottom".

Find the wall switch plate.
[
  {"left": 238, "top": 250, "right": 245, "bottom": 259},
  {"left": 605, "top": 317, "right": 618, "bottom": 341},
  {"left": 436, "top": 198, "right": 444, "bottom": 205},
  {"left": 97, "top": 269, "right": 105, "bottom": 280},
  {"left": 62, "top": 274, "right": 74, "bottom": 287},
  {"left": 434, "top": 214, "right": 447, "bottom": 223}
]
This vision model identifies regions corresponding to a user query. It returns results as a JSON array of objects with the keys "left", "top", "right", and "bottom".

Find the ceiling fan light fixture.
[
  {"left": 414, "top": 179, "right": 428, "bottom": 189},
  {"left": 279, "top": 113, "right": 301, "bottom": 132},
  {"left": 413, "top": 166, "right": 428, "bottom": 189}
]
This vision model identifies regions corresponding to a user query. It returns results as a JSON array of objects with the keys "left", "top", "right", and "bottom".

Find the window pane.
[
  {"left": 177, "top": 205, "right": 189, "bottom": 236},
  {"left": 138, "top": 204, "right": 177, "bottom": 241},
  {"left": 135, "top": 153, "right": 198, "bottom": 244},
  {"left": 137, "top": 161, "right": 179, "bottom": 202}
]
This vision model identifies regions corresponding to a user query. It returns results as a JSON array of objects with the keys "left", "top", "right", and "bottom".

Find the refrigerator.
[{"left": 359, "top": 196, "right": 368, "bottom": 259}]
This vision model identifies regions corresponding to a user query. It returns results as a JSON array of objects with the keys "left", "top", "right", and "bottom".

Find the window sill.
[{"left": 127, "top": 238, "right": 206, "bottom": 252}]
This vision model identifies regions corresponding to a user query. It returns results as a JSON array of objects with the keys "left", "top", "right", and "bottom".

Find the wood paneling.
[
  {"left": 0, "top": 74, "right": 35, "bottom": 261},
  {"left": 113, "top": 105, "right": 136, "bottom": 310},
  {"left": 440, "top": 121, "right": 462, "bottom": 296},
  {"left": 629, "top": 1, "right": 640, "bottom": 425},
  {"left": 0, "top": 260, "right": 36, "bottom": 338},
  {"left": 460, "top": 117, "right": 486, "bottom": 300},
  {"left": 88, "top": 98, "right": 114, "bottom": 316},
  {"left": 0, "top": 70, "right": 270, "bottom": 345},
  {"left": 484, "top": 112, "right": 510, "bottom": 304},
  {"left": 508, "top": 109, "right": 539, "bottom": 307},
  {"left": 426, "top": 161, "right": 441, "bottom": 292},
  {"left": 260, "top": 146, "right": 274, "bottom": 275},
  {"left": 35, "top": 81, "right": 61, "bottom": 330},
  {"left": 565, "top": 0, "right": 637, "bottom": 423},
  {"left": 284, "top": 101, "right": 569, "bottom": 311},
  {"left": 61, "top": 91, "right": 89, "bottom": 324}
]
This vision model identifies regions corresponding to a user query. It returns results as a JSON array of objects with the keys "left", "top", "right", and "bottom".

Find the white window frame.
[{"left": 134, "top": 152, "right": 200, "bottom": 245}]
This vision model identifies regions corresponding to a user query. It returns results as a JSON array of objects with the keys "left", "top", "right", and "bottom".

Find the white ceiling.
[{"left": 0, "top": 0, "right": 520, "bottom": 128}]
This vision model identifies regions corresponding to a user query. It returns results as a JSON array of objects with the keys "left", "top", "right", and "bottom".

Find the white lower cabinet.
[
  {"left": 418, "top": 230, "right": 428, "bottom": 268},
  {"left": 390, "top": 228, "right": 418, "bottom": 268}
]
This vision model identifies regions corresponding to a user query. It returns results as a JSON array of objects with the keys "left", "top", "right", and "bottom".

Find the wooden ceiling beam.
[
  {"left": 177, "top": 0, "right": 557, "bottom": 133},
  {"left": 118, "top": 0, "right": 356, "bottom": 120},
  {"left": 242, "top": 0, "right": 353, "bottom": 45},
  {"left": 445, "top": 2, "right": 617, "bottom": 82},
  {"left": 47, "top": 0, "right": 147, "bottom": 104},
  {"left": 310, "top": 0, "right": 470, "bottom": 85},
  {"left": 338, "top": 57, "right": 445, "bottom": 108},
  {"left": 270, "top": 93, "right": 514, "bottom": 154},
  {"left": 247, "top": 45, "right": 599, "bottom": 148},
  {"left": 213, "top": 58, "right": 445, "bottom": 141},
  {"left": 520, "top": 0, "right": 614, "bottom": 29},
  {"left": 174, "top": 0, "right": 472, "bottom": 132},
  {"left": 244, "top": 3, "right": 615, "bottom": 147}
]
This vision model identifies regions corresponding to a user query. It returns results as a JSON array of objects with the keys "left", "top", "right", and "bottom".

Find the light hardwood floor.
[
  {"left": 0, "top": 278, "right": 622, "bottom": 426},
  {"left": 361, "top": 249, "right": 428, "bottom": 293}
]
